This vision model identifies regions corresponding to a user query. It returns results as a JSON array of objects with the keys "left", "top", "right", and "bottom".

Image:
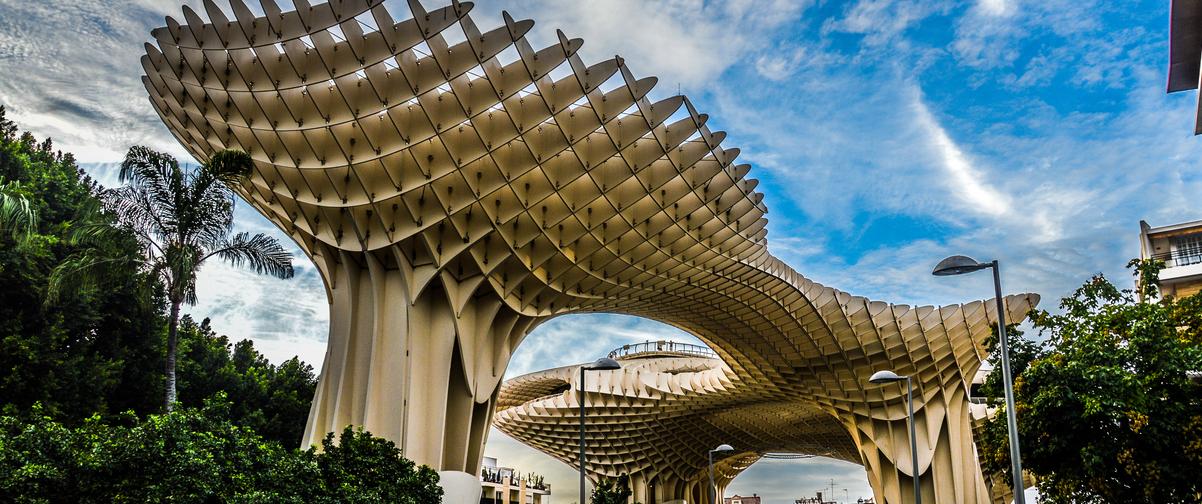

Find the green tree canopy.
[
  {"left": 979, "top": 261, "right": 1202, "bottom": 503},
  {"left": 0, "top": 105, "right": 165, "bottom": 420},
  {"left": 591, "top": 474, "right": 635, "bottom": 504},
  {"left": 0, "top": 107, "right": 314, "bottom": 446},
  {"left": 175, "top": 315, "right": 317, "bottom": 447}
]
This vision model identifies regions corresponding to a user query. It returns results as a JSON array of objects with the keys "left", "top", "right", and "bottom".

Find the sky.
[{"left": 1, "top": 0, "right": 1200, "bottom": 502}]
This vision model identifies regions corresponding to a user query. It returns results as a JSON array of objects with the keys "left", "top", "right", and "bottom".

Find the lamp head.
[
  {"left": 868, "top": 370, "right": 906, "bottom": 384},
  {"left": 932, "top": 255, "right": 992, "bottom": 276},
  {"left": 711, "top": 444, "right": 734, "bottom": 453},
  {"left": 584, "top": 357, "right": 622, "bottom": 371}
]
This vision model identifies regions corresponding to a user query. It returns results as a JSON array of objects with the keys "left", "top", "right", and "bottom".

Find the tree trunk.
[{"left": 165, "top": 299, "right": 181, "bottom": 412}]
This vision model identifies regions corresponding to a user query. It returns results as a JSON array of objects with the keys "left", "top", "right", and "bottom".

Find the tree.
[
  {"left": 306, "top": 426, "right": 443, "bottom": 504},
  {"left": 104, "top": 146, "right": 295, "bottom": 411},
  {"left": 0, "top": 106, "right": 165, "bottom": 420},
  {"left": 175, "top": 315, "right": 317, "bottom": 446},
  {"left": 590, "top": 474, "right": 635, "bottom": 504},
  {"left": 978, "top": 260, "right": 1202, "bottom": 503}
]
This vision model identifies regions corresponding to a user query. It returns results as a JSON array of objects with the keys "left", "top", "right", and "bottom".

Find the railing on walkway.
[{"left": 607, "top": 340, "right": 717, "bottom": 360}]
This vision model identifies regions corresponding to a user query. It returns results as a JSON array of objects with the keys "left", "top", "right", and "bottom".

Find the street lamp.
[
  {"left": 708, "top": 444, "right": 734, "bottom": 504},
  {"left": 868, "top": 370, "right": 920, "bottom": 504},
  {"left": 579, "top": 357, "right": 622, "bottom": 504},
  {"left": 932, "top": 255, "right": 1025, "bottom": 504}
]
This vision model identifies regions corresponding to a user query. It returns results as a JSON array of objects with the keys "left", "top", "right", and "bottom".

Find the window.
[{"left": 1171, "top": 234, "right": 1202, "bottom": 266}]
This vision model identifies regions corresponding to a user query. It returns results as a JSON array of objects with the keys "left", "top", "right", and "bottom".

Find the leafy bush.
[{"left": 0, "top": 397, "right": 442, "bottom": 503}]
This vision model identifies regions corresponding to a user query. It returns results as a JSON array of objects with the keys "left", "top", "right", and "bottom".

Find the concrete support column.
[
  {"left": 843, "top": 385, "right": 990, "bottom": 504},
  {"left": 302, "top": 250, "right": 538, "bottom": 500}
]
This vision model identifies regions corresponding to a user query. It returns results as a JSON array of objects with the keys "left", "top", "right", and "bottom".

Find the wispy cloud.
[{"left": 910, "top": 90, "right": 1011, "bottom": 217}]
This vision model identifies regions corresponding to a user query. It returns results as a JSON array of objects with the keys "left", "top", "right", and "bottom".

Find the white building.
[
  {"left": 480, "top": 457, "right": 550, "bottom": 504},
  {"left": 1139, "top": 219, "right": 1202, "bottom": 299}
]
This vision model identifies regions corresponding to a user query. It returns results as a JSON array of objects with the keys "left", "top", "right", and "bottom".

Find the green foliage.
[
  {"left": 591, "top": 474, "right": 635, "bottom": 504},
  {"left": 102, "top": 145, "right": 295, "bottom": 411},
  {"left": 0, "top": 107, "right": 312, "bottom": 442},
  {"left": 979, "top": 260, "right": 1202, "bottom": 503},
  {"left": 307, "top": 426, "right": 443, "bottom": 504},
  {"left": 0, "top": 178, "right": 37, "bottom": 241},
  {"left": 977, "top": 325, "right": 1041, "bottom": 407},
  {"left": 175, "top": 315, "right": 317, "bottom": 447},
  {"left": 0, "top": 398, "right": 443, "bottom": 504},
  {"left": 0, "top": 105, "right": 164, "bottom": 420}
]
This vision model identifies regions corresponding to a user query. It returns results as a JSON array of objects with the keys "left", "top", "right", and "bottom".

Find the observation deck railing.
[{"left": 607, "top": 340, "right": 717, "bottom": 360}]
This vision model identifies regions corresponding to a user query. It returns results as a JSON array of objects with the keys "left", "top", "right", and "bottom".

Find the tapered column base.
[
  {"left": 843, "top": 386, "right": 991, "bottom": 504},
  {"left": 439, "top": 470, "right": 484, "bottom": 504},
  {"left": 302, "top": 251, "right": 538, "bottom": 474}
]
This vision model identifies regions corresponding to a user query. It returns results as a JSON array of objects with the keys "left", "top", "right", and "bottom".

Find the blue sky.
[{"left": 1, "top": 0, "right": 1200, "bottom": 502}]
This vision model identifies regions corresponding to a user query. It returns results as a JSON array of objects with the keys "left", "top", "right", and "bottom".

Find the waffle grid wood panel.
[{"left": 141, "top": 1, "right": 1038, "bottom": 503}]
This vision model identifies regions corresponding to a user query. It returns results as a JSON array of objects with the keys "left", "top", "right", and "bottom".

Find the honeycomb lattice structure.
[
  {"left": 140, "top": 1, "right": 1038, "bottom": 502},
  {"left": 496, "top": 337, "right": 1029, "bottom": 504}
]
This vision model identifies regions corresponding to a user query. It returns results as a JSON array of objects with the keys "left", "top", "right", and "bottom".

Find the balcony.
[{"left": 1151, "top": 251, "right": 1202, "bottom": 283}]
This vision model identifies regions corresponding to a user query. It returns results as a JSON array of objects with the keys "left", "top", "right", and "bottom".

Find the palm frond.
[
  {"left": 101, "top": 185, "right": 169, "bottom": 257},
  {"left": 46, "top": 252, "right": 142, "bottom": 305},
  {"left": 203, "top": 149, "right": 254, "bottom": 184},
  {"left": 175, "top": 150, "right": 251, "bottom": 250},
  {"left": 0, "top": 180, "right": 37, "bottom": 240},
  {"left": 119, "top": 146, "right": 177, "bottom": 186},
  {"left": 164, "top": 242, "right": 203, "bottom": 305},
  {"left": 119, "top": 147, "right": 182, "bottom": 215},
  {"left": 203, "top": 232, "right": 295, "bottom": 279},
  {"left": 183, "top": 187, "right": 234, "bottom": 249}
]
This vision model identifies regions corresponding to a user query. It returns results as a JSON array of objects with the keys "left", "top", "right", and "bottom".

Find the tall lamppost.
[
  {"left": 932, "top": 255, "right": 1025, "bottom": 504},
  {"left": 579, "top": 357, "right": 622, "bottom": 504},
  {"left": 708, "top": 444, "right": 734, "bottom": 504},
  {"left": 868, "top": 370, "right": 920, "bottom": 504}
]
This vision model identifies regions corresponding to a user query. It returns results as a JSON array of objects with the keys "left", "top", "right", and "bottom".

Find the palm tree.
[
  {"left": 105, "top": 146, "right": 294, "bottom": 411},
  {"left": 0, "top": 178, "right": 37, "bottom": 241}
]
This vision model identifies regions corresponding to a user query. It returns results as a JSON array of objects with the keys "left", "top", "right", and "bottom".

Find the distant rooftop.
[{"left": 1142, "top": 218, "right": 1202, "bottom": 235}]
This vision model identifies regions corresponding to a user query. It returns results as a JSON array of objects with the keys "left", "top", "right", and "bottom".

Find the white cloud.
[
  {"left": 467, "top": 0, "right": 811, "bottom": 93},
  {"left": 977, "top": 0, "right": 1015, "bottom": 17},
  {"left": 826, "top": 0, "right": 952, "bottom": 46},
  {"left": 507, "top": 313, "right": 703, "bottom": 379},
  {"left": 910, "top": 91, "right": 1011, "bottom": 217},
  {"left": 753, "top": 43, "right": 839, "bottom": 82},
  {"left": 0, "top": 0, "right": 201, "bottom": 163}
]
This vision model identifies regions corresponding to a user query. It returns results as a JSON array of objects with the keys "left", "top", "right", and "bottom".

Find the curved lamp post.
[
  {"left": 868, "top": 370, "right": 920, "bottom": 504},
  {"left": 579, "top": 357, "right": 622, "bottom": 504},
  {"left": 933, "top": 255, "right": 1025, "bottom": 504},
  {"left": 708, "top": 444, "right": 734, "bottom": 504}
]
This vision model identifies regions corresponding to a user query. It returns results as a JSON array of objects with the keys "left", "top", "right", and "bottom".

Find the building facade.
[
  {"left": 481, "top": 457, "right": 550, "bottom": 504},
  {"left": 794, "top": 493, "right": 835, "bottom": 504},
  {"left": 1139, "top": 219, "right": 1202, "bottom": 298},
  {"left": 726, "top": 494, "right": 761, "bottom": 504}
]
